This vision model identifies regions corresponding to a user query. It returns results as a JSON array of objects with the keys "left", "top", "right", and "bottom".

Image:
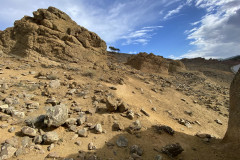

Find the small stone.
[
  {"left": 184, "top": 110, "right": 193, "bottom": 116},
  {"left": 127, "top": 110, "right": 134, "bottom": 120},
  {"left": 45, "top": 97, "right": 58, "bottom": 106},
  {"left": 106, "top": 96, "right": 118, "bottom": 112},
  {"left": 21, "top": 126, "right": 37, "bottom": 137},
  {"left": 195, "top": 121, "right": 201, "bottom": 126},
  {"left": 0, "top": 104, "right": 9, "bottom": 111},
  {"left": 21, "top": 136, "right": 32, "bottom": 148},
  {"left": 8, "top": 127, "right": 15, "bottom": 133},
  {"left": 152, "top": 107, "right": 157, "bottom": 111},
  {"left": 49, "top": 80, "right": 61, "bottom": 89},
  {"left": 0, "top": 144, "right": 17, "bottom": 159},
  {"left": 95, "top": 123, "right": 103, "bottom": 133},
  {"left": 215, "top": 119, "right": 223, "bottom": 125},
  {"left": 47, "top": 143, "right": 55, "bottom": 151},
  {"left": 34, "top": 145, "right": 42, "bottom": 150},
  {"left": 203, "top": 138, "right": 210, "bottom": 142},
  {"left": 11, "top": 110, "right": 25, "bottom": 119},
  {"left": 42, "top": 132, "right": 59, "bottom": 144},
  {"left": 0, "top": 124, "right": 8, "bottom": 129},
  {"left": 33, "top": 135, "right": 43, "bottom": 144},
  {"left": 78, "top": 128, "right": 88, "bottom": 137},
  {"left": 118, "top": 102, "right": 128, "bottom": 113},
  {"left": 116, "top": 136, "right": 128, "bottom": 147},
  {"left": 0, "top": 114, "right": 10, "bottom": 121},
  {"left": 77, "top": 112, "right": 86, "bottom": 125},
  {"left": 112, "top": 122, "right": 124, "bottom": 131},
  {"left": 15, "top": 147, "right": 25, "bottom": 157},
  {"left": 88, "top": 142, "right": 96, "bottom": 150},
  {"left": 140, "top": 108, "right": 150, "bottom": 117},
  {"left": 71, "top": 134, "right": 79, "bottom": 140},
  {"left": 129, "top": 120, "right": 142, "bottom": 131},
  {"left": 5, "top": 137, "right": 18, "bottom": 147},
  {"left": 155, "top": 155, "right": 163, "bottom": 160},
  {"left": 46, "top": 152, "right": 60, "bottom": 158},
  {"left": 26, "top": 102, "right": 39, "bottom": 109},
  {"left": 130, "top": 145, "right": 143, "bottom": 156},
  {"left": 75, "top": 141, "right": 82, "bottom": 146},
  {"left": 29, "top": 71, "right": 36, "bottom": 75},
  {"left": 68, "top": 125, "right": 77, "bottom": 132}
]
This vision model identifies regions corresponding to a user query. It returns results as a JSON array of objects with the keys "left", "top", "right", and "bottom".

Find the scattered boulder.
[
  {"left": 112, "top": 121, "right": 124, "bottom": 131},
  {"left": 95, "top": 123, "right": 103, "bottom": 133},
  {"left": 49, "top": 80, "right": 61, "bottom": 89},
  {"left": 127, "top": 110, "right": 135, "bottom": 120},
  {"left": 88, "top": 142, "right": 96, "bottom": 150},
  {"left": 106, "top": 96, "right": 129, "bottom": 112},
  {"left": 153, "top": 125, "right": 175, "bottom": 135},
  {"left": 42, "top": 132, "right": 59, "bottom": 144},
  {"left": 44, "top": 104, "right": 68, "bottom": 127},
  {"left": 21, "top": 126, "right": 37, "bottom": 137},
  {"left": 78, "top": 128, "right": 88, "bottom": 137},
  {"left": 161, "top": 143, "right": 184, "bottom": 157},
  {"left": 33, "top": 135, "right": 43, "bottom": 144},
  {"left": 46, "top": 152, "right": 61, "bottom": 159},
  {"left": 128, "top": 120, "right": 142, "bottom": 133},
  {"left": 130, "top": 145, "right": 143, "bottom": 156},
  {"left": 106, "top": 96, "right": 118, "bottom": 112},
  {"left": 77, "top": 112, "right": 86, "bottom": 125},
  {"left": 0, "top": 144, "right": 17, "bottom": 160},
  {"left": 116, "top": 136, "right": 128, "bottom": 147}
]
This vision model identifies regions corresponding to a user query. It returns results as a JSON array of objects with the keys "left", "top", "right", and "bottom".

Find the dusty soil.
[{"left": 0, "top": 51, "right": 237, "bottom": 160}]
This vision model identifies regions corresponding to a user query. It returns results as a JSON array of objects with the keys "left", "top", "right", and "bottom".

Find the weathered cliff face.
[
  {"left": 223, "top": 69, "right": 240, "bottom": 143},
  {"left": 0, "top": 7, "right": 107, "bottom": 62}
]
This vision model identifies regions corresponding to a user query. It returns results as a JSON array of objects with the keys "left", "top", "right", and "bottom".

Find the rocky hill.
[
  {"left": 0, "top": 7, "right": 106, "bottom": 64},
  {"left": 0, "top": 7, "right": 239, "bottom": 160}
]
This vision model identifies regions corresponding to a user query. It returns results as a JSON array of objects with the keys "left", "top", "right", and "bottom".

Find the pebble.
[{"left": 88, "top": 142, "right": 96, "bottom": 150}]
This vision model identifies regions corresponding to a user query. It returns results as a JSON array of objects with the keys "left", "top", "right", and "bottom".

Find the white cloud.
[
  {"left": 164, "top": 4, "right": 184, "bottom": 20},
  {"left": 182, "top": 0, "right": 240, "bottom": 59},
  {"left": 121, "top": 26, "right": 162, "bottom": 45}
]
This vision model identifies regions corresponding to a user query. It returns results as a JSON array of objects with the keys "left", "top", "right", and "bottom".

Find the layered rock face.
[
  {"left": 223, "top": 69, "right": 240, "bottom": 143},
  {"left": 126, "top": 52, "right": 185, "bottom": 74},
  {"left": 0, "top": 7, "right": 107, "bottom": 62}
]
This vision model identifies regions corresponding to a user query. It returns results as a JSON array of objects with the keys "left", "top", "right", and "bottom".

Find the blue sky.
[{"left": 0, "top": 0, "right": 240, "bottom": 59}]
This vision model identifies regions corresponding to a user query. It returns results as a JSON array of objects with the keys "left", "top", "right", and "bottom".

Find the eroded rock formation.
[
  {"left": 126, "top": 52, "right": 185, "bottom": 74},
  {"left": 223, "top": 69, "right": 240, "bottom": 143},
  {"left": 0, "top": 7, "right": 107, "bottom": 62}
]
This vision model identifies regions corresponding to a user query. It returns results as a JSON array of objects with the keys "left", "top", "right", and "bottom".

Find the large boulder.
[
  {"left": 44, "top": 104, "right": 68, "bottom": 127},
  {"left": 223, "top": 69, "right": 240, "bottom": 143},
  {"left": 0, "top": 7, "right": 107, "bottom": 63}
]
